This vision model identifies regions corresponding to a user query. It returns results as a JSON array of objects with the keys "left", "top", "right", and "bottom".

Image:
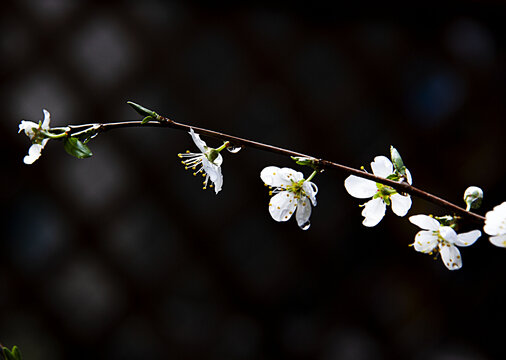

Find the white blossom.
[
  {"left": 409, "top": 215, "right": 481, "bottom": 270},
  {"left": 484, "top": 201, "right": 506, "bottom": 248},
  {"left": 344, "top": 156, "right": 412, "bottom": 227},
  {"left": 18, "top": 109, "right": 51, "bottom": 164},
  {"left": 178, "top": 128, "right": 223, "bottom": 194},
  {"left": 260, "top": 166, "right": 318, "bottom": 230}
]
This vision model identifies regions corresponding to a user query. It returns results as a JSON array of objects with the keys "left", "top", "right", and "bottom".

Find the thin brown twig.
[{"left": 67, "top": 116, "right": 486, "bottom": 225}]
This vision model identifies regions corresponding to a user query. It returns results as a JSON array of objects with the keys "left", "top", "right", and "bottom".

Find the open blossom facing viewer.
[
  {"left": 409, "top": 215, "right": 481, "bottom": 270},
  {"left": 344, "top": 155, "right": 412, "bottom": 227},
  {"left": 484, "top": 201, "right": 506, "bottom": 248},
  {"left": 178, "top": 128, "right": 225, "bottom": 194},
  {"left": 260, "top": 166, "right": 318, "bottom": 230},
  {"left": 18, "top": 109, "right": 51, "bottom": 164}
]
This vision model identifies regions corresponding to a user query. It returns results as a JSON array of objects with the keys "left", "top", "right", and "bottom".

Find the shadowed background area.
[{"left": 1, "top": 1, "right": 505, "bottom": 359}]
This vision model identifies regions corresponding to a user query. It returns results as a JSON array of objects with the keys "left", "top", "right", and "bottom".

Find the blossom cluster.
[
  {"left": 18, "top": 109, "right": 51, "bottom": 164},
  {"left": 18, "top": 108, "right": 505, "bottom": 271}
]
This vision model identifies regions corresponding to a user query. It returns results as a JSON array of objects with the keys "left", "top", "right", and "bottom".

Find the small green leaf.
[
  {"left": 2, "top": 349, "right": 16, "bottom": 360},
  {"left": 11, "top": 347, "right": 21, "bottom": 360},
  {"left": 291, "top": 156, "right": 319, "bottom": 169},
  {"left": 127, "top": 101, "right": 159, "bottom": 119},
  {"left": 141, "top": 116, "right": 154, "bottom": 124},
  {"left": 390, "top": 146, "right": 406, "bottom": 176},
  {"left": 435, "top": 215, "right": 459, "bottom": 228},
  {"left": 64, "top": 137, "right": 93, "bottom": 159}
]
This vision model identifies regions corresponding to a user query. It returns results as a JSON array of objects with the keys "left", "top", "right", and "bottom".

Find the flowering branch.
[
  {"left": 19, "top": 102, "right": 505, "bottom": 270},
  {"left": 60, "top": 102, "right": 484, "bottom": 224}
]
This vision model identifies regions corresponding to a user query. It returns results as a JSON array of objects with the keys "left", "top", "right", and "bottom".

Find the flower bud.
[
  {"left": 127, "top": 101, "right": 160, "bottom": 120},
  {"left": 390, "top": 146, "right": 406, "bottom": 176},
  {"left": 464, "top": 186, "right": 483, "bottom": 211}
]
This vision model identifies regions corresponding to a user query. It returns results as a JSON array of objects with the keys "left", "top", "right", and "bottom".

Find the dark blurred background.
[{"left": 1, "top": 1, "right": 505, "bottom": 359}]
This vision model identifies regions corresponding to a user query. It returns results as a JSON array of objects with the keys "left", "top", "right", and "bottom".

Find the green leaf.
[
  {"left": 141, "top": 116, "right": 154, "bottom": 124},
  {"left": 64, "top": 137, "right": 93, "bottom": 159},
  {"left": 434, "top": 215, "right": 458, "bottom": 227},
  {"left": 291, "top": 156, "right": 319, "bottom": 169},
  {"left": 127, "top": 101, "right": 159, "bottom": 119},
  {"left": 2, "top": 349, "right": 16, "bottom": 360},
  {"left": 12, "top": 346, "right": 21, "bottom": 360}
]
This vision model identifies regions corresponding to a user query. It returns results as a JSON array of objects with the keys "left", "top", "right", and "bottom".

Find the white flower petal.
[
  {"left": 344, "top": 175, "right": 377, "bottom": 199},
  {"left": 19, "top": 120, "right": 38, "bottom": 138},
  {"left": 409, "top": 215, "right": 440, "bottom": 231},
  {"left": 370, "top": 156, "right": 393, "bottom": 178},
  {"left": 484, "top": 223, "right": 500, "bottom": 236},
  {"left": 439, "top": 226, "right": 458, "bottom": 244},
  {"left": 202, "top": 159, "right": 223, "bottom": 193},
  {"left": 189, "top": 128, "right": 207, "bottom": 153},
  {"left": 361, "top": 198, "right": 386, "bottom": 227},
  {"left": 455, "top": 230, "right": 481, "bottom": 247},
  {"left": 279, "top": 167, "right": 304, "bottom": 183},
  {"left": 489, "top": 234, "right": 506, "bottom": 248},
  {"left": 412, "top": 230, "right": 438, "bottom": 253},
  {"left": 261, "top": 166, "right": 290, "bottom": 187},
  {"left": 202, "top": 158, "right": 218, "bottom": 181},
  {"left": 439, "top": 243, "right": 462, "bottom": 270},
  {"left": 213, "top": 170, "right": 223, "bottom": 194},
  {"left": 42, "top": 109, "right": 51, "bottom": 129},
  {"left": 296, "top": 197, "right": 312, "bottom": 228},
  {"left": 405, "top": 168, "right": 413, "bottom": 185},
  {"left": 23, "top": 144, "right": 43, "bottom": 164},
  {"left": 485, "top": 211, "right": 504, "bottom": 224},
  {"left": 211, "top": 152, "right": 223, "bottom": 166},
  {"left": 390, "top": 193, "right": 412, "bottom": 217},
  {"left": 484, "top": 202, "right": 506, "bottom": 236},
  {"left": 303, "top": 181, "right": 318, "bottom": 206},
  {"left": 269, "top": 191, "right": 297, "bottom": 222}
]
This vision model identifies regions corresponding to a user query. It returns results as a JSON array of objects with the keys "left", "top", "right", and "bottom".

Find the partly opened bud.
[
  {"left": 390, "top": 146, "right": 406, "bottom": 176},
  {"left": 127, "top": 101, "right": 160, "bottom": 121},
  {"left": 464, "top": 186, "right": 483, "bottom": 211}
]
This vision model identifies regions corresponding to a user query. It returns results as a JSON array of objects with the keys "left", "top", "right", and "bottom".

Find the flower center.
[
  {"left": 436, "top": 231, "right": 449, "bottom": 246},
  {"left": 286, "top": 179, "right": 306, "bottom": 199},
  {"left": 373, "top": 183, "right": 397, "bottom": 203},
  {"left": 205, "top": 148, "right": 220, "bottom": 163}
]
